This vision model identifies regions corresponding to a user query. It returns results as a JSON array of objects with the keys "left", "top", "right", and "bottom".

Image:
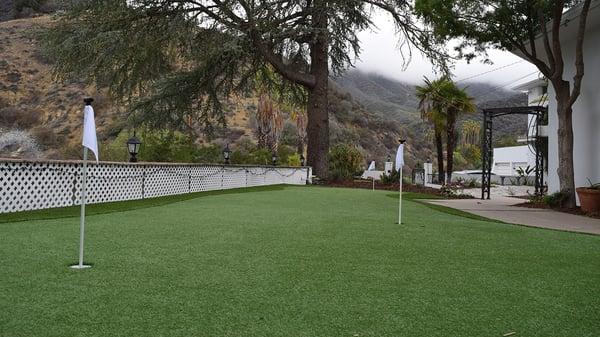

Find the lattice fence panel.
[
  {"left": 222, "top": 167, "right": 247, "bottom": 189},
  {"left": 190, "top": 166, "right": 223, "bottom": 192},
  {"left": 281, "top": 168, "right": 308, "bottom": 185},
  {"left": 144, "top": 165, "right": 190, "bottom": 198},
  {"left": 246, "top": 167, "right": 267, "bottom": 187},
  {"left": 74, "top": 164, "right": 145, "bottom": 204},
  {"left": 265, "top": 169, "right": 284, "bottom": 185},
  {"left": 0, "top": 161, "right": 78, "bottom": 213},
  {"left": 0, "top": 160, "right": 309, "bottom": 214}
]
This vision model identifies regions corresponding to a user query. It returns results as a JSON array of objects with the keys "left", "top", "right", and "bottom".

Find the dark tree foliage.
[
  {"left": 44, "top": 0, "right": 447, "bottom": 177},
  {"left": 415, "top": 0, "right": 593, "bottom": 206}
]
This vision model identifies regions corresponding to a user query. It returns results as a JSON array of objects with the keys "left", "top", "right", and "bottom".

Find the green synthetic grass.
[
  {"left": 1, "top": 186, "right": 599, "bottom": 337},
  {"left": 0, "top": 185, "right": 287, "bottom": 224}
]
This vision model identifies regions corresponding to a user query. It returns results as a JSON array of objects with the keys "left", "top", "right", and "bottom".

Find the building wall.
[
  {"left": 492, "top": 145, "right": 536, "bottom": 176},
  {"left": 546, "top": 18, "right": 600, "bottom": 199},
  {"left": 527, "top": 86, "right": 547, "bottom": 138}
]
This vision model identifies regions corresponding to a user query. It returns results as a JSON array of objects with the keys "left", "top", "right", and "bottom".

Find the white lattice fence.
[{"left": 0, "top": 159, "right": 310, "bottom": 214}]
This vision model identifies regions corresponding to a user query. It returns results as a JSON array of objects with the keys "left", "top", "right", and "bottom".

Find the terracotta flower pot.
[{"left": 576, "top": 187, "right": 600, "bottom": 213}]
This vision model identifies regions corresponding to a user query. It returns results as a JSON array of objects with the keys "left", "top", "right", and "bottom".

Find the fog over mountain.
[{"left": 333, "top": 69, "right": 527, "bottom": 126}]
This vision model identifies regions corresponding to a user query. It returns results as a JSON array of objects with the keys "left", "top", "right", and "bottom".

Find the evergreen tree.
[{"left": 44, "top": 0, "right": 447, "bottom": 177}]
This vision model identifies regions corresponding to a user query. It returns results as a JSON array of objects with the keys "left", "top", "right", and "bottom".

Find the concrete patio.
[{"left": 425, "top": 196, "right": 600, "bottom": 235}]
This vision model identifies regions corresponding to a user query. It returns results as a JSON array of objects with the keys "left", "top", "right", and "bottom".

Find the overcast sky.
[{"left": 354, "top": 16, "right": 541, "bottom": 87}]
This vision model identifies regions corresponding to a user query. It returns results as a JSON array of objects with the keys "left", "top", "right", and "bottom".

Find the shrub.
[
  {"left": 194, "top": 144, "right": 222, "bottom": 164},
  {"left": 287, "top": 153, "right": 301, "bottom": 167},
  {"left": 450, "top": 177, "right": 480, "bottom": 189},
  {"left": 328, "top": 144, "right": 363, "bottom": 181},
  {"left": 100, "top": 129, "right": 197, "bottom": 163},
  {"left": 464, "top": 178, "right": 480, "bottom": 188},
  {"left": 544, "top": 191, "right": 569, "bottom": 209},
  {"left": 230, "top": 140, "right": 297, "bottom": 166},
  {"left": 439, "top": 185, "right": 474, "bottom": 199},
  {"left": 231, "top": 140, "right": 272, "bottom": 165},
  {"left": 279, "top": 121, "right": 299, "bottom": 147},
  {"left": 454, "top": 144, "right": 482, "bottom": 170},
  {"left": 515, "top": 165, "right": 534, "bottom": 186},
  {"left": 276, "top": 145, "right": 296, "bottom": 166},
  {"left": 528, "top": 194, "right": 545, "bottom": 204},
  {"left": 0, "top": 107, "right": 40, "bottom": 129},
  {"left": 99, "top": 131, "right": 130, "bottom": 162},
  {"left": 381, "top": 168, "right": 400, "bottom": 185},
  {"left": 138, "top": 130, "right": 197, "bottom": 163}
]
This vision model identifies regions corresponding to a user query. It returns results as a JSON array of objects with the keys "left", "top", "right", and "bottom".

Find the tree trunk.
[
  {"left": 297, "top": 141, "right": 304, "bottom": 157},
  {"left": 434, "top": 127, "right": 445, "bottom": 184},
  {"left": 306, "top": 5, "right": 329, "bottom": 178},
  {"left": 555, "top": 82, "right": 577, "bottom": 208},
  {"left": 257, "top": 130, "right": 266, "bottom": 149},
  {"left": 446, "top": 112, "right": 456, "bottom": 184}
]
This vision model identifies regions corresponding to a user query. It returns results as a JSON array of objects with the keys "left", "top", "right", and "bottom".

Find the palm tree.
[
  {"left": 461, "top": 120, "right": 481, "bottom": 146},
  {"left": 416, "top": 77, "right": 476, "bottom": 184},
  {"left": 416, "top": 78, "right": 447, "bottom": 184},
  {"left": 438, "top": 80, "right": 476, "bottom": 183},
  {"left": 290, "top": 109, "right": 307, "bottom": 156},
  {"left": 255, "top": 93, "right": 284, "bottom": 153}
]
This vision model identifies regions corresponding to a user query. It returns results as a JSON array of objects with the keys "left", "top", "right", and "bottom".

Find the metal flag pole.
[
  {"left": 71, "top": 98, "right": 94, "bottom": 270},
  {"left": 76, "top": 147, "right": 89, "bottom": 268},
  {"left": 398, "top": 165, "right": 403, "bottom": 224},
  {"left": 397, "top": 139, "right": 406, "bottom": 225}
]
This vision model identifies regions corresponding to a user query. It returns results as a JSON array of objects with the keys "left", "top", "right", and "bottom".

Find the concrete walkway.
[{"left": 425, "top": 196, "right": 600, "bottom": 235}]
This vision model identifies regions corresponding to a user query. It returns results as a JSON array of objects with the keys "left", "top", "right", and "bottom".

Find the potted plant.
[{"left": 576, "top": 179, "right": 600, "bottom": 213}]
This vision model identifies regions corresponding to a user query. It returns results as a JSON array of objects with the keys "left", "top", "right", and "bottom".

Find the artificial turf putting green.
[{"left": 1, "top": 185, "right": 599, "bottom": 337}]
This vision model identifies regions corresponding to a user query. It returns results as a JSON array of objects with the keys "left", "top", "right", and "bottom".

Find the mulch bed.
[
  {"left": 514, "top": 201, "right": 600, "bottom": 219},
  {"left": 325, "top": 180, "right": 441, "bottom": 194}
]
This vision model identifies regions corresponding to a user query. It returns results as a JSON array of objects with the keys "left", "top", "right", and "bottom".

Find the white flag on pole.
[
  {"left": 367, "top": 161, "right": 375, "bottom": 171},
  {"left": 82, "top": 105, "right": 99, "bottom": 162},
  {"left": 395, "top": 143, "right": 404, "bottom": 170}
]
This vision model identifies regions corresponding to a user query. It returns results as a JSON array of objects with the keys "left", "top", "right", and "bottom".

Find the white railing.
[{"left": 0, "top": 159, "right": 311, "bottom": 214}]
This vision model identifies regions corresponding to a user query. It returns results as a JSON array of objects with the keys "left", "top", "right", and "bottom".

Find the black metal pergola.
[{"left": 481, "top": 106, "right": 547, "bottom": 200}]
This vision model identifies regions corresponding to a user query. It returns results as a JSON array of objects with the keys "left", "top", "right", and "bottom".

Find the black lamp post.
[
  {"left": 126, "top": 132, "right": 141, "bottom": 162},
  {"left": 271, "top": 151, "right": 277, "bottom": 166},
  {"left": 300, "top": 154, "right": 305, "bottom": 166},
  {"left": 223, "top": 144, "right": 231, "bottom": 164}
]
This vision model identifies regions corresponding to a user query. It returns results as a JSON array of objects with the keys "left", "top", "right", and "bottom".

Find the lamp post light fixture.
[
  {"left": 300, "top": 154, "right": 305, "bottom": 166},
  {"left": 126, "top": 132, "right": 142, "bottom": 163},
  {"left": 223, "top": 144, "right": 231, "bottom": 164},
  {"left": 272, "top": 152, "right": 278, "bottom": 166}
]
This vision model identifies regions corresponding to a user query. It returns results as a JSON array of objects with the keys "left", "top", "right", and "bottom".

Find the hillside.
[
  {"left": 0, "top": 16, "right": 122, "bottom": 158},
  {"left": 334, "top": 70, "right": 528, "bottom": 137},
  {"left": 0, "top": 15, "right": 527, "bottom": 169}
]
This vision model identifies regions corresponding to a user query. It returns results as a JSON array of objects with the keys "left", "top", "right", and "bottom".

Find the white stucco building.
[
  {"left": 512, "top": 1, "right": 600, "bottom": 201},
  {"left": 492, "top": 145, "right": 537, "bottom": 177}
]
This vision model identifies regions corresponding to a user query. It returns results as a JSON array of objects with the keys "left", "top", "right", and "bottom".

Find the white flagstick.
[
  {"left": 72, "top": 147, "right": 91, "bottom": 269},
  {"left": 395, "top": 140, "right": 405, "bottom": 224},
  {"left": 71, "top": 98, "right": 96, "bottom": 270},
  {"left": 367, "top": 161, "right": 376, "bottom": 191},
  {"left": 398, "top": 165, "right": 403, "bottom": 224}
]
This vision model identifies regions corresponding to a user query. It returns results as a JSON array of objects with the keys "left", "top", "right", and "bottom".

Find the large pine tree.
[{"left": 44, "top": 0, "right": 447, "bottom": 177}]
